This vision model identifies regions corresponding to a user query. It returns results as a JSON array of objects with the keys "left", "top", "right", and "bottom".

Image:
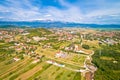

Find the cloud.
[
  {"left": 44, "top": 0, "right": 83, "bottom": 22},
  {"left": 0, "top": 0, "right": 120, "bottom": 24},
  {"left": 0, "top": 17, "right": 3, "bottom": 18},
  {"left": 0, "top": 0, "right": 83, "bottom": 22},
  {"left": 45, "top": 14, "right": 52, "bottom": 17},
  {"left": 0, "top": 0, "right": 41, "bottom": 21}
]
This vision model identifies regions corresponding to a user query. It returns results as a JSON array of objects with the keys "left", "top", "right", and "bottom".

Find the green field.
[{"left": 0, "top": 57, "right": 82, "bottom": 80}]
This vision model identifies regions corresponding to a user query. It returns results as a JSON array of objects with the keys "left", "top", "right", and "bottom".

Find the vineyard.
[{"left": 0, "top": 56, "right": 81, "bottom": 80}]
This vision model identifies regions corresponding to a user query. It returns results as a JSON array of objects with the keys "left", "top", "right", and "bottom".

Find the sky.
[{"left": 0, "top": 0, "right": 120, "bottom": 24}]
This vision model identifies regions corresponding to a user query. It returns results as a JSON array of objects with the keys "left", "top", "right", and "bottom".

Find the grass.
[
  {"left": 32, "top": 65, "right": 78, "bottom": 80},
  {"left": 0, "top": 46, "right": 85, "bottom": 80},
  {"left": 15, "top": 62, "right": 46, "bottom": 80},
  {"left": 0, "top": 57, "right": 31, "bottom": 79},
  {"left": 0, "top": 58, "right": 27, "bottom": 75},
  {"left": 82, "top": 40, "right": 100, "bottom": 49},
  {"left": 72, "top": 54, "right": 86, "bottom": 66},
  {"left": 36, "top": 46, "right": 87, "bottom": 68},
  {"left": 27, "top": 62, "right": 82, "bottom": 80},
  {"left": 28, "top": 62, "right": 52, "bottom": 80},
  {"left": 73, "top": 72, "right": 81, "bottom": 80},
  {"left": 5, "top": 59, "right": 34, "bottom": 80},
  {"left": 37, "top": 65, "right": 59, "bottom": 80},
  {"left": 56, "top": 70, "right": 76, "bottom": 80},
  {"left": 35, "top": 46, "right": 57, "bottom": 57},
  {"left": 0, "top": 56, "right": 14, "bottom": 67},
  {"left": 100, "top": 56, "right": 114, "bottom": 60}
]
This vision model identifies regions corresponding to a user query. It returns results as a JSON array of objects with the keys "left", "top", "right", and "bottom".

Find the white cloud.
[
  {"left": 0, "top": 0, "right": 120, "bottom": 24},
  {"left": 45, "top": 14, "right": 52, "bottom": 17},
  {"left": 44, "top": 0, "right": 83, "bottom": 22},
  {"left": 0, "top": 17, "right": 3, "bottom": 18},
  {"left": 45, "top": 6, "right": 83, "bottom": 22}
]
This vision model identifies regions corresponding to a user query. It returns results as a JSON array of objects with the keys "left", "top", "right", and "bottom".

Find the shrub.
[{"left": 82, "top": 44, "right": 90, "bottom": 49}]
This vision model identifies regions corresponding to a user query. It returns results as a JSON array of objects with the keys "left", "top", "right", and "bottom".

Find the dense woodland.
[{"left": 92, "top": 44, "right": 120, "bottom": 80}]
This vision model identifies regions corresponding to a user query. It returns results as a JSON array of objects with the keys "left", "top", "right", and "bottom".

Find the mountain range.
[{"left": 0, "top": 21, "right": 120, "bottom": 29}]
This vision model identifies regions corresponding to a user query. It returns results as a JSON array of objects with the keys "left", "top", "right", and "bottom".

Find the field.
[
  {"left": 0, "top": 57, "right": 82, "bottom": 80},
  {"left": 0, "top": 41, "right": 86, "bottom": 80},
  {"left": 0, "top": 43, "right": 88, "bottom": 80}
]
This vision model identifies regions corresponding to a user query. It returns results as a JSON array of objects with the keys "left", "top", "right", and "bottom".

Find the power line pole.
[{"left": 99, "top": 49, "right": 101, "bottom": 56}]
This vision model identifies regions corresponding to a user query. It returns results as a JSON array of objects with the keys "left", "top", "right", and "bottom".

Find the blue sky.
[{"left": 0, "top": 0, "right": 120, "bottom": 24}]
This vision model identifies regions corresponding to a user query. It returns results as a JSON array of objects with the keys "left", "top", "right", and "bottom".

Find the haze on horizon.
[{"left": 0, "top": 0, "right": 120, "bottom": 24}]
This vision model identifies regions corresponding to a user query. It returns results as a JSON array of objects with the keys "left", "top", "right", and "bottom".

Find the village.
[{"left": 0, "top": 28, "right": 120, "bottom": 80}]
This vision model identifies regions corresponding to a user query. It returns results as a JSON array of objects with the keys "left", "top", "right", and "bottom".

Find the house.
[
  {"left": 46, "top": 60, "right": 65, "bottom": 67},
  {"left": 21, "top": 32, "right": 29, "bottom": 35},
  {"left": 32, "top": 36, "right": 41, "bottom": 42},
  {"left": 54, "top": 62, "right": 65, "bottom": 67},
  {"left": 74, "top": 44, "right": 79, "bottom": 51},
  {"left": 13, "top": 57, "right": 20, "bottom": 61},
  {"left": 32, "top": 59, "right": 40, "bottom": 63},
  {"left": 46, "top": 60, "right": 54, "bottom": 64},
  {"left": 55, "top": 51, "right": 67, "bottom": 58}
]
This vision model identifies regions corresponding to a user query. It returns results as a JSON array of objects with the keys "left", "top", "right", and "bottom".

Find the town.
[{"left": 0, "top": 27, "right": 120, "bottom": 80}]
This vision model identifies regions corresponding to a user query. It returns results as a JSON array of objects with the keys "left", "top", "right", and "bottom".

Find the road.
[{"left": 83, "top": 51, "right": 97, "bottom": 80}]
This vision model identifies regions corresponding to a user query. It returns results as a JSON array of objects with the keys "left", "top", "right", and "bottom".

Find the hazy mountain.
[{"left": 0, "top": 21, "right": 120, "bottom": 29}]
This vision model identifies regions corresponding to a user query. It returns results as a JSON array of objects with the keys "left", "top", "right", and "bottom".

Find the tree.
[{"left": 82, "top": 44, "right": 90, "bottom": 49}]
